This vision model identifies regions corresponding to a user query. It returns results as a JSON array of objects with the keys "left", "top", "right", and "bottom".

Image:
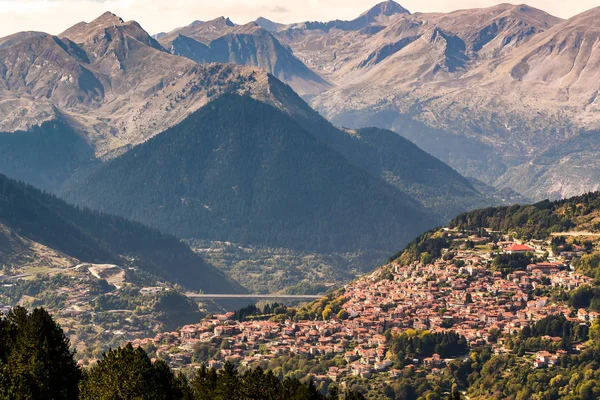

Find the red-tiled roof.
[{"left": 505, "top": 244, "right": 534, "bottom": 252}]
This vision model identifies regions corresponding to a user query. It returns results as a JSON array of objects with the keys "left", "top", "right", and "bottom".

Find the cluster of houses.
[{"left": 130, "top": 232, "right": 598, "bottom": 382}]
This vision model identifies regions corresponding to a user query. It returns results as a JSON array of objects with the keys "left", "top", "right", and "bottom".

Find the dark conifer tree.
[
  {"left": 79, "top": 343, "right": 179, "bottom": 400},
  {"left": 0, "top": 307, "right": 81, "bottom": 399},
  {"left": 191, "top": 364, "right": 218, "bottom": 399},
  {"left": 215, "top": 360, "right": 240, "bottom": 400}
]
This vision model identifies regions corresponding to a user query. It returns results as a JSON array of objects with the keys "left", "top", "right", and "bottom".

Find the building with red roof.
[{"left": 504, "top": 244, "right": 534, "bottom": 254}]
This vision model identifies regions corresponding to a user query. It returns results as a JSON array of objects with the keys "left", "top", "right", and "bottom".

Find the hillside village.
[{"left": 131, "top": 227, "right": 599, "bottom": 385}]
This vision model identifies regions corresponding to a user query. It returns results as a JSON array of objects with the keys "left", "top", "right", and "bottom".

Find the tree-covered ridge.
[
  {"left": 393, "top": 191, "right": 600, "bottom": 265},
  {"left": 0, "top": 307, "right": 365, "bottom": 400},
  {"left": 0, "top": 119, "right": 96, "bottom": 192},
  {"left": 0, "top": 173, "right": 242, "bottom": 293},
  {"left": 449, "top": 192, "right": 600, "bottom": 239},
  {"left": 62, "top": 94, "right": 436, "bottom": 253},
  {"left": 266, "top": 77, "right": 496, "bottom": 222}
]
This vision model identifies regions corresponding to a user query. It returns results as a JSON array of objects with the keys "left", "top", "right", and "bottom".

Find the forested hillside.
[
  {"left": 266, "top": 76, "right": 495, "bottom": 221},
  {"left": 449, "top": 192, "right": 600, "bottom": 238},
  {"left": 62, "top": 94, "right": 437, "bottom": 253},
  {"left": 395, "top": 192, "right": 600, "bottom": 265},
  {"left": 0, "top": 173, "right": 242, "bottom": 293},
  {"left": 0, "top": 119, "right": 95, "bottom": 192}
]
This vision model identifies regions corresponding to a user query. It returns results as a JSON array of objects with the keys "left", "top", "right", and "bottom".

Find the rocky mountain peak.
[
  {"left": 500, "top": 3, "right": 563, "bottom": 28},
  {"left": 211, "top": 17, "right": 235, "bottom": 27},
  {"left": 94, "top": 11, "right": 125, "bottom": 25},
  {"left": 60, "top": 11, "right": 140, "bottom": 44},
  {"left": 0, "top": 31, "right": 49, "bottom": 48},
  {"left": 255, "top": 17, "right": 281, "bottom": 32},
  {"left": 59, "top": 11, "right": 164, "bottom": 60},
  {"left": 361, "top": 1, "right": 411, "bottom": 19},
  {"left": 160, "top": 16, "right": 238, "bottom": 44}
]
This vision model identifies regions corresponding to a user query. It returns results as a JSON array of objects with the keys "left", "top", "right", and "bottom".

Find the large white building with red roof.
[{"left": 504, "top": 244, "right": 534, "bottom": 254}]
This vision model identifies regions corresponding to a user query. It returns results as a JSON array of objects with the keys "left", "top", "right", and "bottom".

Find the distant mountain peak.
[
  {"left": 60, "top": 11, "right": 140, "bottom": 43},
  {"left": 255, "top": 17, "right": 281, "bottom": 32},
  {"left": 184, "top": 16, "right": 235, "bottom": 31},
  {"left": 91, "top": 11, "right": 126, "bottom": 27},
  {"left": 0, "top": 31, "right": 49, "bottom": 48},
  {"left": 361, "top": 0, "right": 411, "bottom": 18},
  {"left": 59, "top": 10, "right": 164, "bottom": 55},
  {"left": 210, "top": 16, "right": 235, "bottom": 27}
]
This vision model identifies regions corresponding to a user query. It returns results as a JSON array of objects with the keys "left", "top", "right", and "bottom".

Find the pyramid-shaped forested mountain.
[{"left": 62, "top": 94, "right": 437, "bottom": 253}]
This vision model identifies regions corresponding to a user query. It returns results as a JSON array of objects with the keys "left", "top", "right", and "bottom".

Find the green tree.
[
  {"left": 214, "top": 361, "right": 239, "bottom": 400},
  {"left": 191, "top": 364, "right": 217, "bottom": 399},
  {"left": 0, "top": 306, "right": 81, "bottom": 399},
  {"left": 420, "top": 252, "right": 434, "bottom": 265},
  {"left": 336, "top": 310, "right": 349, "bottom": 320},
  {"left": 344, "top": 391, "right": 366, "bottom": 400},
  {"left": 79, "top": 343, "right": 178, "bottom": 400},
  {"left": 590, "top": 319, "right": 600, "bottom": 342}
]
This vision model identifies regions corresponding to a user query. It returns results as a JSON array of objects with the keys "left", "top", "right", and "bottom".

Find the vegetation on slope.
[
  {"left": 268, "top": 76, "right": 494, "bottom": 222},
  {"left": 394, "top": 192, "right": 600, "bottom": 266},
  {"left": 0, "top": 119, "right": 95, "bottom": 192},
  {"left": 0, "top": 173, "right": 242, "bottom": 293},
  {"left": 456, "top": 323, "right": 600, "bottom": 399},
  {"left": 62, "top": 94, "right": 436, "bottom": 253},
  {"left": 188, "top": 239, "right": 385, "bottom": 294}
]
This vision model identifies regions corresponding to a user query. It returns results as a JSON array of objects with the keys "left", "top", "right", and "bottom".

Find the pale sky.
[{"left": 0, "top": 0, "right": 598, "bottom": 38}]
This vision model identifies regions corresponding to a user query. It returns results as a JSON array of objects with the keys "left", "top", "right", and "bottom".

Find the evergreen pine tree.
[
  {"left": 215, "top": 361, "right": 240, "bottom": 400},
  {"left": 191, "top": 364, "right": 217, "bottom": 399},
  {"left": 79, "top": 343, "right": 180, "bottom": 400},
  {"left": 0, "top": 307, "right": 81, "bottom": 399}
]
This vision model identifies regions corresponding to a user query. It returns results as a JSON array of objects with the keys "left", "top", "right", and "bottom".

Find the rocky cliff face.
[
  {"left": 269, "top": 2, "right": 599, "bottom": 199},
  {"left": 159, "top": 18, "right": 329, "bottom": 96},
  {"left": 0, "top": 13, "right": 317, "bottom": 159}
]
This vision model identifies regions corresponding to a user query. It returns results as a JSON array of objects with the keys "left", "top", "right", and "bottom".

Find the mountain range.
[
  {"left": 157, "top": 17, "right": 329, "bottom": 97},
  {"left": 60, "top": 94, "right": 436, "bottom": 253},
  {"left": 0, "top": 10, "right": 512, "bottom": 260},
  {"left": 0, "top": 2, "right": 596, "bottom": 204},
  {"left": 145, "top": 1, "right": 600, "bottom": 201},
  {"left": 262, "top": 2, "right": 600, "bottom": 200}
]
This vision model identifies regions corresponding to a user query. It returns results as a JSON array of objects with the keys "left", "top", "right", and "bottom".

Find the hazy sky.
[{"left": 0, "top": 0, "right": 598, "bottom": 37}]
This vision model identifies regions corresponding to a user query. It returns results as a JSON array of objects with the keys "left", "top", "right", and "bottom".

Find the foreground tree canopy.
[{"left": 0, "top": 306, "right": 81, "bottom": 399}]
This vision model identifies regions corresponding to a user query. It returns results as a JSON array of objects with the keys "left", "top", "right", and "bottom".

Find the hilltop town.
[{"left": 131, "top": 227, "right": 599, "bottom": 390}]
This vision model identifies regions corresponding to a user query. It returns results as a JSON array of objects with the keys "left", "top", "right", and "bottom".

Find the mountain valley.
[
  {"left": 0, "top": 9, "right": 511, "bottom": 285},
  {"left": 2, "top": 1, "right": 600, "bottom": 399}
]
